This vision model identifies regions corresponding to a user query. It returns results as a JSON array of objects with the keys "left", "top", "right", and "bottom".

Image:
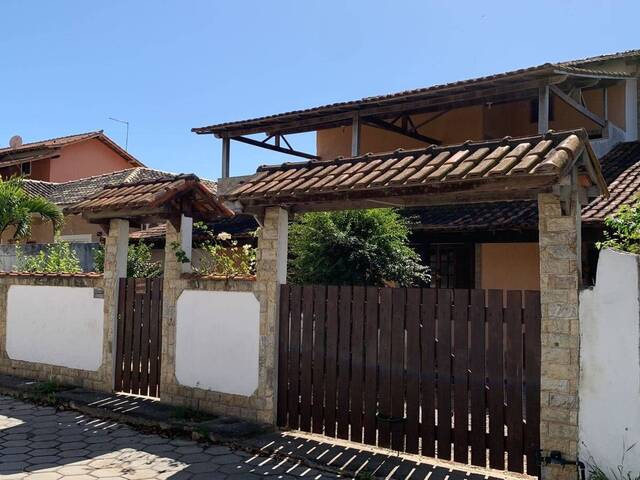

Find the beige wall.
[
  {"left": 479, "top": 242, "right": 540, "bottom": 291},
  {"left": 316, "top": 84, "right": 627, "bottom": 159},
  {"left": 1, "top": 214, "right": 105, "bottom": 244}
]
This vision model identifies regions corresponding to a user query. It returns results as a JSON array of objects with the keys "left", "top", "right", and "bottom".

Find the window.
[
  {"left": 426, "top": 243, "right": 475, "bottom": 289},
  {"left": 20, "top": 162, "right": 31, "bottom": 176}
]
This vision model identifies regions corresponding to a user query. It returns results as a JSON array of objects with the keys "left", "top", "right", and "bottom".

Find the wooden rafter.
[
  {"left": 365, "top": 117, "right": 442, "bottom": 145},
  {"left": 550, "top": 85, "right": 607, "bottom": 127},
  {"left": 232, "top": 135, "right": 320, "bottom": 160}
]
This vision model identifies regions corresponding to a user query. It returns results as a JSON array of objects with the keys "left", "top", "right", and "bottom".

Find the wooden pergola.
[{"left": 193, "top": 63, "right": 634, "bottom": 177}]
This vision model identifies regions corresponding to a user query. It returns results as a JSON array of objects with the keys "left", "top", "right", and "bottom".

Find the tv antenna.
[{"left": 108, "top": 117, "right": 130, "bottom": 151}]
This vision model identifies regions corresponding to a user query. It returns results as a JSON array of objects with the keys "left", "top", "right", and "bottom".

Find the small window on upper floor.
[
  {"left": 20, "top": 162, "right": 31, "bottom": 176},
  {"left": 530, "top": 96, "right": 555, "bottom": 123}
]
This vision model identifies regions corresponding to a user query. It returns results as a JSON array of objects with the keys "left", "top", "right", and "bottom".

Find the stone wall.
[
  {"left": 538, "top": 193, "right": 581, "bottom": 479},
  {"left": 0, "top": 273, "right": 109, "bottom": 391},
  {"left": 159, "top": 207, "right": 287, "bottom": 424}
]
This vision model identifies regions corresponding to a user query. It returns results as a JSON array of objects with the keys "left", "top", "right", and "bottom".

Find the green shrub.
[
  {"left": 93, "top": 242, "right": 162, "bottom": 278},
  {"left": 16, "top": 241, "right": 81, "bottom": 273},
  {"left": 598, "top": 200, "right": 640, "bottom": 254},
  {"left": 288, "top": 209, "right": 429, "bottom": 286}
]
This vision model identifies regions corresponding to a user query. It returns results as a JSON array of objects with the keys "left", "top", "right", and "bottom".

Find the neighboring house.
[
  {"left": 0, "top": 131, "right": 143, "bottom": 182},
  {"left": 17, "top": 168, "right": 188, "bottom": 244},
  {"left": 194, "top": 49, "right": 640, "bottom": 289}
]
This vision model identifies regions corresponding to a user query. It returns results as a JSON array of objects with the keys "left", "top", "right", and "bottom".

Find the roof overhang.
[
  {"left": 222, "top": 129, "right": 607, "bottom": 214},
  {"left": 65, "top": 174, "right": 233, "bottom": 226},
  {"left": 193, "top": 65, "right": 637, "bottom": 138}
]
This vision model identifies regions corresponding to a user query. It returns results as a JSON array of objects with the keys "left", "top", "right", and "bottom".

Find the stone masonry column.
[
  {"left": 159, "top": 220, "right": 181, "bottom": 402},
  {"left": 254, "top": 207, "right": 288, "bottom": 424},
  {"left": 100, "top": 218, "right": 129, "bottom": 392},
  {"left": 538, "top": 193, "right": 581, "bottom": 480}
]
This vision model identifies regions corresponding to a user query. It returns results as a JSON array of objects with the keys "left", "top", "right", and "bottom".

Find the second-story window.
[{"left": 20, "top": 162, "right": 31, "bottom": 176}]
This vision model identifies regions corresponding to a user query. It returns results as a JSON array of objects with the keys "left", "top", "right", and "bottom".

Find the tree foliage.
[
  {"left": 17, "top": 241, "right": 81, "bottom": 273},
  {"left": 597, "top": 199, "right": 640, "bottom": 254},
  {"left": 93, "top": 242, "right": 163, "bottom": 278},
  {"left": 0, "top": 176, "right": 63, "bottom": 242},
  {"left": 288, "top": 209, "right": 429, "bottom": 286}
]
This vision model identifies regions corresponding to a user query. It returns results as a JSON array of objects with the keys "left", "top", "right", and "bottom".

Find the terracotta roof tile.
[
  {"left": 194, "top": 50, "right": 640, "bottom": 136},
  {"left": 0, "top": 131, "right": 144, "bottom": 168},
  {"left": 65, "top": 174, "right": 232, "bottom": 219},
  {"left": 23, "top": 168, "right": 217, "bottom": 207},
  {"left": 582, "top": 141, "right": 640, "bottom": 224},
  {"left": 408, "top": 140, "right": 640, "bottom": 231},
  {"left": 225, "top": 130, "right": 600, "bottom": 206}
]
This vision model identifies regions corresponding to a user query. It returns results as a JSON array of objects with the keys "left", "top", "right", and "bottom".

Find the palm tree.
[{"left": 0, "top": 176, "right": 63, "bottom": 243}]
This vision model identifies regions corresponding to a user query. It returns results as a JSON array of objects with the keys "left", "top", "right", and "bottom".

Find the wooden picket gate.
[
  {"left": 277, "top": 285, "right": 541, "bottom": 476},
  {"left": 115, "top": 278, "right": 163, "bottom": 398}
]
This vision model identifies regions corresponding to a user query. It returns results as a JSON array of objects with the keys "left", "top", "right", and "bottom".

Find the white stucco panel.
[
  {"left": 175, "top": 290, "right": 260, "bottom": 396},
  {"left": 6, "top": 286, "right": 104, "bottom": 371},
  {"left": 579, "top": 249, "right": 640, "bottom": 473}
]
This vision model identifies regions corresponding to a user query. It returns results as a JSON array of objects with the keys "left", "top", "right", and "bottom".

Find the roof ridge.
[{"left": 0, "top": 131, "right": 102, "bottom": 150}]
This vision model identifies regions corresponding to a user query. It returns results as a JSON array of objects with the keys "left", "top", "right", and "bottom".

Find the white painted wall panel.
[
  {"left": 175, "top": 290, "right": 260, "bottom": 396},
  {"left": 6, "top": 286, "right": 104, "bottom": 371},
  {"left": 579, "top": 249, "right": 640, "bottom": 472}
]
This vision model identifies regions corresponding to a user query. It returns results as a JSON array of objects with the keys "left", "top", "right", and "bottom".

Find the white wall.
[
  {"left": 6, "top": 286, "right": 104, "bottom": 371},
  {"left": 175, "top": 290, "right": 260, "bottom": 396},
  {"left": 579, "top": 249, "right": 640, "bottom": 473}
]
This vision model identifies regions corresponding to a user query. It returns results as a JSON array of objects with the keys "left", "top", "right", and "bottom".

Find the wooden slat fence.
[
  {"left": 115, "top": 277, "right": 163, "bottom": 398},
  {"left": 277, "top": 285, "right": 541, "bottom": 476}
]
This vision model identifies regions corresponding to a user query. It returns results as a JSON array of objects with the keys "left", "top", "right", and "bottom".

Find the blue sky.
[{"left": 0, "top": 1, "right": 637, "bottom": 180}]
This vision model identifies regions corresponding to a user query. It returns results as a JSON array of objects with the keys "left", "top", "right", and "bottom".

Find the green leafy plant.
[
  {"left": 93, "top": 242, "right": 162, "bottom": 278},
  {"left": 170, "top": 241, "right": 190, "bottom": 264},
  {"left": 190, "top": 222, "right": 257, "bottom": 277},
  {"left": 597, "top": 200, "right": 640, "bottom": 254},
  {"left": 0, "top": 176, "right": 63, "bottom": 243},
  {"left": 16, "top": 241, "right": 82, "bottom": 273},
  {"left": 288, "top": 209, "right": 429, "bottom": 286}
]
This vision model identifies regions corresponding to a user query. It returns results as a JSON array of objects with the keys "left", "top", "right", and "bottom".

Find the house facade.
[
  {"left": 194, "top": 49, "right": 640, "bottom": 290},
  {"left": 0, "top": 131, "right": 143, "bottom": 182}
]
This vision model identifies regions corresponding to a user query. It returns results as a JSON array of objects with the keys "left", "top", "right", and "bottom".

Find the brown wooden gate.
[
  {"left": 277, "top": 285, "right": 541, "bottom": 476},
  {"left": 115, "top": 277, "right": 163, "bottom": 398}
]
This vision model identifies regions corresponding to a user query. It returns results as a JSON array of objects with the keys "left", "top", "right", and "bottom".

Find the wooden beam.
[
  {"left": 212, "top": 76, "right": 568, "bottom": 137},
  {"left": 550, "top": 85, "right": 606, "bottom": 128},
  {"left": 538, "top": 86, "right": 550, "bottom": 134},
  {"left": 232, "top": 135, "right": 320, "bottom": 160},
  {"left": 221, "top": 137, "right": 230, "bottom": 179},
  {"left": 352, "top": 113, "right": 361, "bottom": 156},
  {"left": 365, "top": 118, "right": 442, "bottom": 145}
]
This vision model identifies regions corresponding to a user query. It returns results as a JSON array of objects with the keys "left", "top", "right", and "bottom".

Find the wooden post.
[
  {"left": 221, "top": 137, "right": 230, "bottom": 178},
  {"left": 625, "top": 78, "right": 638, "bottom": 141},
  {"left": 180, "top": 214, "right": 193, "bottom": 274},
  {"left": 352, "top": 112, "right": 361, "bottom": 156},
  {"left": 538, "top": 86, "right": 550, "bottom": 134}
]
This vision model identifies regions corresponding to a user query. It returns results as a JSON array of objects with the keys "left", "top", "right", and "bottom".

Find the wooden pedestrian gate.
[
  {"left": 115, "top": 278, "right": 163, "bottom": 398},
  {"left": 277, "top": 285, "right": 541, "bottom": 476}
]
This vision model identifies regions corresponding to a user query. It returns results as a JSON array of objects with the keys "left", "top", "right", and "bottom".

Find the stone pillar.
[
  {"left": 538, "top": 193, "right": 581, "bottom": 480},
  {"left": 100, "top": 218, "right": 129, "bottom": 392},
  {"left": 159, "top": 220, "right": 181, "bottom": 400},
  {"left": 180, "top": 215, "right": 193, "bottom": 274},
  {"left": 254, "top": 207, "right": 288, "bottom": 424}
]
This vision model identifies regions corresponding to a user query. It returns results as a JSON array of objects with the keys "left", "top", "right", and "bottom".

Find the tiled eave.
[{"left": 224, "top": 129, "right": 606, "bottom": 213}]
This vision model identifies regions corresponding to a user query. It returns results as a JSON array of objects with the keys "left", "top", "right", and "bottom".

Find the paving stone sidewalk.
[{"left": 0, "top": 396, "right": 340, "bottom": 479}]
